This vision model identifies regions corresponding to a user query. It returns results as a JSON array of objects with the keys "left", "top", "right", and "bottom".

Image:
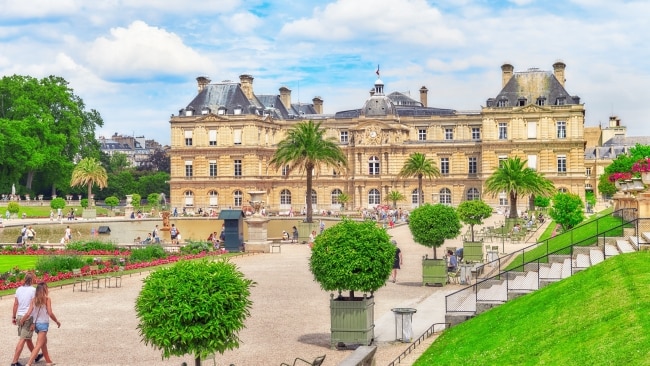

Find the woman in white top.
[{"left": 20, "top": 282, "right": 61, "bottom": 366}]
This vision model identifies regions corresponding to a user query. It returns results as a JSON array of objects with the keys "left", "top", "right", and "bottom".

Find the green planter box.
[
  {"left": 330, "top": 295, "right": 374, "bottom": 349},
  {"left": 463, "top": 241, "right": 484, "bottom": 262},
  {"left": 422, "top": 257, "right": 447, "bottom": 286}
]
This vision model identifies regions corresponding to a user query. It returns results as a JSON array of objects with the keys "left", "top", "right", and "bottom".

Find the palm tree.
[
  {"left": 270, "top": 120, "right": 347, "bottom": 223},
  {"left": 385, "top": 190, "right": 406, "bottom": 209},
  {"left": 484, "top": 156, "right": 555, "bottom": 219},
  {"left": 398, "top": 152, "right": 440, "bottom": 207},
  {"left": 70, "top": 157, "right": 108, "bottom": 207}
]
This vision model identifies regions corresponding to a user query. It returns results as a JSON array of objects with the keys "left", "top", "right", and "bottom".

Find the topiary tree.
[
  {"left": 534, "top": 196, "right": 551, "bottom": 211},
  {"left": 147, "top": 193, "right": 160, "bottom": 210},
  {"left": 50, "top": 197, "right": 66, "bottom": 211},
  {"left": 408, "top": 203, "right": 461, "bottom": 259},
  {"left": 104, "top": 196, "right": 119, "bottom": 209},
  {"left": 7, "top": 202, "right": 20, "bottom": 216},
  {"left": 136, "top": 259, "right": 254, "bottom": 366},
  {"left": 310, "top": 218, "right": 395, "bottom": 299},
  {"left": 549, "top": 192, "right": 585, "bottom": 232},
  {"left": 80, "top": 198, "right": 89, "bottom": 208},
  {"left": 131, "top": 193, "right": 142, "bottom": 209},
  {"left": 457, "top": 200, "right": 493, "bottom": 242}
]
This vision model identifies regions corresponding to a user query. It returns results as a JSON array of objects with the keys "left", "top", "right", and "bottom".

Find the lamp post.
[{"left": 501, "top": 224, "right": 506, "bottom": 254}]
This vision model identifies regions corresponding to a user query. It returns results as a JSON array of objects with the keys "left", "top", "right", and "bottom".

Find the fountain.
[{"left": 244, "top": 190, "right": 273, "bottom": 253}]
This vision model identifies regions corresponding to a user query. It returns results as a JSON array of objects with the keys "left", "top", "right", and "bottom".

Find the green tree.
[
  {"left": 385, "top": 190, "right": 406, "bottom": 209},
  {"left": 484, "top": 157, "right": 555, "bottom": 219},
  {"left": 136, "top": 172, "right": 170, "bottom": 199},
  {"left": 398, "top": 152, "right": 440, "bottom": 207},
  {"left": 534, "top": 196, "right": 551, "bottom": 210},
  {"left": 70, "top": 157, "right": 108, "bottom": 207},
  {"left": 50, "top": 197, "right": 66, "bottom": 210},
  {"left": 549, "top": 192, "right": 585, "bottom": 232},
  {"left": 7, "top": 202, "right": 20, "bottom": 215},
  {"left": 131, "top": 193, "right": 142, "bottom": 208},
  {"left": 147, "top": 193, "right": 160, "bottom": 209},
  {"left": 80, "top": 198, "right": 89, "bottom": 208},
  {"left": 408, "top": 204, "right": 462, "bottom": 259},
  {"left": 585, "top": 191, "right": 597, "bottom": 212},
  {"left": 108, "top": 152, "right": 130, "bottom": 173},
  {"left": 270, "top": 120, "right": 347, "bottom": 223},
  {"left": 135, "top": 259, "right": 254, "bottom": 366},
  {"left": 310, "top": 219, "right": 394, "bottom": 299},
  {"left": 104, "top": 196, "right": 119, "bottom": 209},
  {"left": 457, "top": 200, "right": 493, "bottom": 242}
]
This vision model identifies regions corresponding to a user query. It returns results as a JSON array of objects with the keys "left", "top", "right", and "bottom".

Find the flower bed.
[{"left": 0, "top": 250, "right": 226, "bottom": 291}]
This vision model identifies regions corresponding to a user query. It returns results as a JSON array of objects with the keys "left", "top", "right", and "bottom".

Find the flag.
[{"left": 376, "top": 64, "right": 380, "bottom": 77}]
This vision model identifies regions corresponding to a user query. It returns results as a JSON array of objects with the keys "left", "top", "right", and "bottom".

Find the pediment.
[
  {"left": 198, "top": 113, "right": 230, "bottom": 122},
  {"left": 516, "top": 104, "right": 550, "bottom": 113}
]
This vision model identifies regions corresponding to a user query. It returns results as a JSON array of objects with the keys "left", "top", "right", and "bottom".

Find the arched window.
[
  {"left": 208, "top": 190, "right": 218, "bottom": 207},
  {"left": 368, "top": 189, "right": 381, "bottom": 205},
  {"left": 310, "top": 189, "right": 318, "bottom": 205},
  {"left": 331, "top": 189, "right": 343, "bottom": 204},
  {"left": 368, "top": 156, "right": 380, "bottom": 175},
  {"left": 439, "top": 188, "right": 451, "bottom": 205},
  {"left": 184, "top": 191, "right": 194, "bottom": 207},
  {"left": 466, "top": 188, "right": 480, "bottom": 201},
  {"left": 233, "top": 190, "right": 243, "bottom": 207},
  {"left": 280, "top": 189, "right": 292, "bottom": 205},
  {"left": 558, "top": 187, "right": 568, "bottom": 193},
  {"left": 411, "top": 189, "right": 421, "bottom": 205}
]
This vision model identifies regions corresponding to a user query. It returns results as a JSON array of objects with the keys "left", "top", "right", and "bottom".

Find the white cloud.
[
  {"left": 0, "top": 0, "right": 77, "bottom": 19},
  {"left": 85, "top": 21, "right": 213, "bottom": 81}
]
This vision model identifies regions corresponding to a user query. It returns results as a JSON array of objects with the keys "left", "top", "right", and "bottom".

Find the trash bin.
[{"left": 391, "top": 308, "right": 417, "bottom": 342}]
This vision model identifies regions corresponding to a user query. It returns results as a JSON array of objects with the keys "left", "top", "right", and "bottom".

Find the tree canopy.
[
  {"left": 484, "top": 157, "right": 555, "bottom": 219},
  {"left": 408, "top": 203, "right": 462, "bottom": 259},
  {"left": 398, "top": 152, "right": 440, "bottom": 206},
  {"left": 70, "top": 157, "right": 108, "bottom": 206},
  {"left": 270, "top": 120, "right": 347, "bottom": 223},
  {"left": 549, "top": 192, "right": 585, "bottom": 232},
  {"left": 457, "top": 200, "right": 493, "bottom": 242},
  {"left": 0, "top": 74, "right": 103, "bottom": 196}
]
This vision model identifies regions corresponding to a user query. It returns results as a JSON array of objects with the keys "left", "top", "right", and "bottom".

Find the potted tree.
[
  {"left": 310, "top": 218, "right": 395, "bottom": 349},
  {"left": 104, "top": 196, "right": 120, "bottom": 216},
  {"left": 457, "top": 200, "right": 493, "bottom": 262},
  {"left": 408, "top": 204, "right": 462, "bottom": 286}
]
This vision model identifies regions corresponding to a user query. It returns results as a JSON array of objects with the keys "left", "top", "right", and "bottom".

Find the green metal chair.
[{"left": 280, "top": 355, "right": 326, "bottom": 366}]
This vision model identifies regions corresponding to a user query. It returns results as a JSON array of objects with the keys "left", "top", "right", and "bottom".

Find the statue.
[{"left": 161, "top": 211, "right": 171, "bottom": 231}]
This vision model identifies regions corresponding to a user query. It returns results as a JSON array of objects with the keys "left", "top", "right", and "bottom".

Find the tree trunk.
[
  {"left": 509, "top": 191, "right": 518, "bottom": 218},
  {"left": 305, "top": 165, "right": 313, "bottom": 223},
  {"left": 469, "top": 224, "right": 475, "bottom": 242},
  {"left": 433, "top": 246, "right": 438, "bottom": 259},
  {"left": 87, "top": 183, "right": 93, "bottom": 207},
  {"left": 50, "top": 183, "right": 57, "bottom": 197},
  {"left": 195, "top": 356, "right": 201, "bottom": 366},
  {"left": 26, "top": 171, "right": 34, "bottom": 190},
  {"left": 418, "top": 175, "right": 423, "bottom": 207}
]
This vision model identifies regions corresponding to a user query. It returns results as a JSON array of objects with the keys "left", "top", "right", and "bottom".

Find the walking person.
[
  {"left": 20, "top": 282, "right": 61, "bottom": 366},
  {"left": 152, "top": 224, "right": 160, "bottom": 244},
  {"left": 170, "top": 224, "right": 179, "bottom": 245},
  {"left": 291, "top": 226, "right": 299, "bottom": 243},
  {"left": 391, "top": 240, "right": 402, "bottom": 283},
  {"left": 11, "top": 273, "right": 43, "bottom": 366}
]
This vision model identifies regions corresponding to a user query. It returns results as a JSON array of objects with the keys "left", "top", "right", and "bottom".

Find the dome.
[{"left": 362, "top": 95, "right": 396, "bottom": 117}]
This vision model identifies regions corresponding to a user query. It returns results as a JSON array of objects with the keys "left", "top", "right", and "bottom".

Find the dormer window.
[
  {"left": 497, "top": 97, "right": 509, "bottom": 107},
  {"left": 536, "top": 97, "right": 546, "bottom": 106},
  {"left": 555, "top": 97, "right": 566, "bottom": 106},
  {"left": 234, "top": 105, "right": 242, "bottom": 115},
  {"left": 517, "top": 97, "right": 527, "bottom": 106},
  {"left": 184, "top": 108, "right": 194, "bottom": 117},
  {"left": 201, "top": 107, "right": 210, "bottom": 115},
  {"left": 217, "top": 107, "right": 226, "bottom": 115}
]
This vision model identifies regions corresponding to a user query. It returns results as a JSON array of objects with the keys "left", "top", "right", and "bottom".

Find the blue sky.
[{"left": 1, "top": 0, "right": 648, "bottom": 145}]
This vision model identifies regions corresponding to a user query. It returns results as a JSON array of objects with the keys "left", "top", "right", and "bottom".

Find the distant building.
[
  {"left": 98, "top": 133, "right": 164, "bottom": 168},
  {"left": 168, "top": 62, "right": 587, "bottom": 213}
]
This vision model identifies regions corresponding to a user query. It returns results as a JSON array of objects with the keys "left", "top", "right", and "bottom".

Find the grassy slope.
[{"left": 415, "top": 251, "right": 650, "bottom": 365}]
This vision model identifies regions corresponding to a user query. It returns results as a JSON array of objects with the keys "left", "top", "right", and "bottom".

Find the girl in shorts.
[{"left": 21, "top": 282, "right": 61, "bottom": 366}]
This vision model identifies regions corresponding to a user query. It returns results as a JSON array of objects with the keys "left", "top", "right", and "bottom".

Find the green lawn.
[
  {"left": 0, "top": 204, "right": 110, "bottom": 218},
  {"left": 0, "top": 255, "right": 38, "bottom": 272},
  {"left": 416, "top": 251, "right": 650, "bottom": 365}
]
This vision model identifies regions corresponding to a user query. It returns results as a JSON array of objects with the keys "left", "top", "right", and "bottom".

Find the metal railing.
[
  {"left": 446, "top": 208, "right": 640, "bottom": 314},
  {"left": 386, "top": 322, "right": 449, "bottom": 366}
]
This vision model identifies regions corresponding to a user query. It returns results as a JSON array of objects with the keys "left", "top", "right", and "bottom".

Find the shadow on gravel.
[{"left": 297, "top": 332, "right": 331, "bottom": 348}]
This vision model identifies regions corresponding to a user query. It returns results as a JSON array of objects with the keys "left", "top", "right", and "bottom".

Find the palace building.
[{"left": 168, "top": 62, "right": 586, "bottom": 214}]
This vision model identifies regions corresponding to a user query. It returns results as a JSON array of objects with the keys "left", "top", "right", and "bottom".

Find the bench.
[{"left": 338, "top": 345, "right": 377, "bottom": 366}]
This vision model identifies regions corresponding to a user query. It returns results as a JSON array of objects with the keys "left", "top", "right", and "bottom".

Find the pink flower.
[{"left": 632, "top": 158, "right": 650, "bottom": 173}]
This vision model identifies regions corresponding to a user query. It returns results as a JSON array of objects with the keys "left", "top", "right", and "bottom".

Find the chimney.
[
  {"left": 239, "top": 74, "right": 254, "bottom": 100},
  {"left": 419, "top": 86, "right": 428, "bottom": 107},
  {"left": 501, "top": 63, "right": 514, "bottom": 88},
  {"left": 369, "top": 88, "right": 375, "bottom": 97},
  {"left": 312, "top": 96, "right": 323, "bottom": 114},
  {"left": 196, "top": 76, "right": 211, "bottom": 93},
  {"left": 279, "top": 86, "right": 291, "bottom": 110},
  {"left": 553, "top": 61, "right": 566, "bottom": 87}
]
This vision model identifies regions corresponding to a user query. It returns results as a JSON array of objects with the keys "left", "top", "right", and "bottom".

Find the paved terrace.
[{"left": 0, "top": 213, "right": 550, "bottom": 366}]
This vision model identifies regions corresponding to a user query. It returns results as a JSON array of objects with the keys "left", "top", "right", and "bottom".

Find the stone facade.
[{"left": 168, "top": 63, "right": 586, "bottom": 214}]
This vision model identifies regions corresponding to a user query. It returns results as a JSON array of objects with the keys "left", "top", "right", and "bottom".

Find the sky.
[{"left": 0, "top": 0, "right": 648, "bottom": 146}]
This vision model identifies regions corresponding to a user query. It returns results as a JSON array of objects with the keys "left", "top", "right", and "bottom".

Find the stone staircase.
[{"left": 445, "top": 230, "right": 648, "bottom": 326}]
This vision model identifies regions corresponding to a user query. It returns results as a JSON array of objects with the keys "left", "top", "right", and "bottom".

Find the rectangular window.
[
  {"left": 527, "top": 122, "right": 537, "bottom": 139},
  {"left": 498, "top": 123, "right": 507, "bottom": 140},
  {"left": 528, "top": 155, "right": 537, "bottom": 171},
  {"left": 557, "top": 121, "right": 567, "bottom": 139},
  {"left": 418, "top": 128, "right": 427, "bottom": 141},
  {"left": 445, "top": 128, "right": 453, "bottom": 140},
  {"left": 282, "top": 165, "right": 289, "bottom": 176},
  {"left": 233, "top": 129, "right": 242, "bottom": 145},
  {"left": 440, "top": 157, "right": 449, "bottom": 175},
  {"left": 557, "top": 155, "right": 567, "bottom": 173},
  {"left": 498, "top": 155, "right": 508, "bottom": 168},
  {"left": 209, "top": 130, "right": 217, "bottom": 146},
  {"left": 499, "top": 191, "right": 508, "bottom": 206},
  {"left": 471, "top": 127, "right": 481, "bottom": 140},
  {"left": 340, "top": 131, "right": 348, "bottom": 144},
  {"left": 185, "top": 160, "right": 193, "bottom": 177},
  {"left": 234, "top": 160, "right": 242, "bottom": 176},
  {"left": 184, "top": 130, "right": 193, "bottom": 146},
  {"left": 468, "top": 157, "right": 477, "bottom": 174},
  {"left": 209, "top": 160, "right": 217, "bottom": 177},
  {"left": 586, "top": 167, "right": 591, "bottom": 177}
]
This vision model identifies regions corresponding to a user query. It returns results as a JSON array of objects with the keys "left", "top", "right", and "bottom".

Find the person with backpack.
[
  {"left": 170, "top": 224, "right": 179, "bottom": 245},
  {"left": 152, "top": 225, "right": 160, "bottom": 244}
]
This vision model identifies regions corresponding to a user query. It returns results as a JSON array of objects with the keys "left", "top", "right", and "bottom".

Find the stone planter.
[
  {"left": 330, "top": 295, "right": 374, "bottom": 349},
  {"left": 642, "top": 172, "right": 650, "bottom": 185},
  {"left": 422, "top": 257, "right": 447, "bottom": 286},
  {"left": 463, "top": 241, "right": 484, "bottom": 262}
]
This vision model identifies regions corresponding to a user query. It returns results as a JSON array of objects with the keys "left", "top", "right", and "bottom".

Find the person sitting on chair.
[{"left": 447, "top": 249, "right": 458, "bottom": 272}]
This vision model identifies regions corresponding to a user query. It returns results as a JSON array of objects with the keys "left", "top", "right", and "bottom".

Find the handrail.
[
  {"left": 446, "top": 208, "right": 639, "bottom": 314},
  {"left": 386, "top": 322, "right": 450, "bottom": 366}
]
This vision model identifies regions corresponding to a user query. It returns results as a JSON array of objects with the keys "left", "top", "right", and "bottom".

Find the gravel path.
[{"left": 1, "top": 216, "right": 538, "bottom": 366}]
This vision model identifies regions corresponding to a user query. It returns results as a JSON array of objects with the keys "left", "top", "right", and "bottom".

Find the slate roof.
[
  {"left": 486, "top": 68, "right": 581, "bottom": 107},
  {"left": 183, "top": 83, "right": 261, "bottom": 116}
]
